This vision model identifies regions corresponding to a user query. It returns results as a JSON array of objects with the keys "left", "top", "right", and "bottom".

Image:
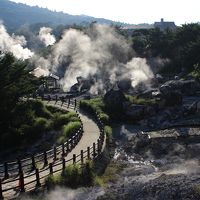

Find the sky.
[{"left": 10, "top": 0, "right": 200, "bottom": 25}]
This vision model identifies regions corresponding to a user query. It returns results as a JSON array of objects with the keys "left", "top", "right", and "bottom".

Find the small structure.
[
  {"left": 46, "top": 73, "right": 60, "bottom": 89},
  {"left": 154, "top": 18, "right": 176, "bottom": 30}
]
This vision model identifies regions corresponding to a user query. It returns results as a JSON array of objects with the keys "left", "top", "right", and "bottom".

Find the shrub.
[
  {"left": 62, "top": 164, "right": 81, "bottom": 188},
  {"left": 81, "top": 161, "right": 94, "bottom": 185},
  {"left": 52, "top": 111, "right": 79, "bottom": 129},
  {"left": 104, "top": 125, "right": 112, "bottom": 142},
  {"left": 125, "top": 94, "right": 156, "bottom": 105},
  {"left": 34, "top": 117, "right": 49, "bottom": 132},
  {"left": 99, "top": 113, "right": 109, "bottom": 125},
  {"left": 63, "top": 121, "right": 81, "bottom": 137},
  {"left": 30, "top": 100, "right": 53, "bottom": 118},
  {"left": 46, "top": 174, "right": 61, "bottom": 189},
  {"left": 57, "top": 121, "right": 81, "bottom": 144}
]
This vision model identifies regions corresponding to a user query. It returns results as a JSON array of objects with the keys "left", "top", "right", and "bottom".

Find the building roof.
[
  {"left": 49, "top": 73, "right": 59, "bottom": 80},
  {"left": 154, "top": 18, "right": 176, "bottom": 30}
]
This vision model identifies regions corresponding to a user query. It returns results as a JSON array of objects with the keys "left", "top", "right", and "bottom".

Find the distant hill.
[{"left": 0, "top": 0, "right": 130, "bottom": 31}]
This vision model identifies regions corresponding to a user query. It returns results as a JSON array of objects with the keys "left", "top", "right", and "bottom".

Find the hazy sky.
[{"left": 11, "top": 0, "right": 200, "bottom": 25}]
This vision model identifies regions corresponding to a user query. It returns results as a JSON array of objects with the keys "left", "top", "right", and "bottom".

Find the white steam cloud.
[
  {"left": 39, "top": 27, "right": 56, "bottom": 47},
  {"left": 45, "top": 24, "right": 154, "bottom": 93},
  {"left": 0, "top": 22, "right": 34, "bottom": 59}
]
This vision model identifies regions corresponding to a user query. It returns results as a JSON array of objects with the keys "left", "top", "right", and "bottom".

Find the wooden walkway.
[{"left": 0, "top": 99, "right": 106, "bottom": 199}]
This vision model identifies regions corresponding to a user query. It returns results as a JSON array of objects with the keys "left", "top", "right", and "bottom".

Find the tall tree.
[{"left": 0, "top": 53, "right": 41, "bottom": 131}]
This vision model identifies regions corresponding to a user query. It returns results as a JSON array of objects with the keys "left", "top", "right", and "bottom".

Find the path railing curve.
[{"left": 0, "top": 97, "right": 106, "bottom": 200}]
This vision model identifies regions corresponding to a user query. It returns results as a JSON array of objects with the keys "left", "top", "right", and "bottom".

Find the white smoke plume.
[
  {"left": 46, "top": 24, "right": 154, "bottom": 92},
  {"left": 39, "top": 27, "right": 56, "bottom": 47},
  {"left": 0, "top": 22, "right": 34, "bottom": 59}
]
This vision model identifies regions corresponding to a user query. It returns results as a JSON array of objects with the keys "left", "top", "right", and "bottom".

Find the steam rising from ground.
[
  {"left": 0, "top": 22, "right": 34, "bottom": 59},
  {"left": 51, "top": 24, "right": 154, "bottom": 92},
  {"left": 33, "top": 24, "right": 154, "bottom": 92},
  {"left": 0, "top": 22, "right": 154, "bottom": 92},
  {"left": 39, "top": 27, "right": 56, "bottom": 47},
  {"left": 20, "top": 187, "right": 104, "bottom": 200}
]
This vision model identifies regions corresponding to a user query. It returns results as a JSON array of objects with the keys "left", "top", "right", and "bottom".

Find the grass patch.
[
  {"left": 104, "top": 125, "right": 112, "bottom": 142},
  {"left": 57, "top": 121, "right": 81, "bottom": 144},
  {"left": 52, "top": 111, "right": 79, "bottom": 129},
  {"left": 46, "top": 161, "right": 94, "bottom": 189},
  {"left": 125, "top": 94, "right": 156, "bottom": 105},
  {"left": 0, "top": 99, "right": 81, "bottom": 150},
  {"left": 94, "top": 162, "right": 125, "bottom": 187}
]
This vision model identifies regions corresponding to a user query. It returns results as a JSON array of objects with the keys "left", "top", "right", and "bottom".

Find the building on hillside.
[{"left": 154, "top": 18, "right": 176, "bottom": 30}]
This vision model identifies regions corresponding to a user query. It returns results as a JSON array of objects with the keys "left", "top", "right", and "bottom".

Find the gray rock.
[
  {"left": 160, "top": 79, "right": 200, "bottom": 96},
  {"left": 125, "top": 104, "right": 146, "bottom": 120},
  {"left": 104, "top": 88, "right": 126, "bottom": 112}
]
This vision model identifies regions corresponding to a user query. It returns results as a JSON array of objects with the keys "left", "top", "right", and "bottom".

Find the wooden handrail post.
[
  {"left": 53, "top": 146, "right": 57, "bottom": 161},
  {"left": 67, "top": 141, "right": 70, "bottom": 152},
  {"left": 81, "top": 150, "right": 84, "bottom": 164},
  {"left": 74, "top": 99, "right": 77, "bottom": 110},
  {"left": 35, "top": 168, "right": 41, "bottom": 187},
  {"left": 87, "top": 147, "right": 90, "bottom": 160},
  {"left": 18, "top": 159, "right": 22, "bottom": 175},
  {"left": 97, "top": 139, "right": 101, "bottom": 154},
  {"left": 62, "top": 158, "right": 65, "bottom": 171},
  {"left": 75, "top": 134, "right": 78, "bottom": 145},
  {"left": 4, "top": 162, "right": 9, "bottom": 179},
  {"left": 31, "top": 155, "right": 36, "bottom": 171},
  {"left": 19, "top": 172, "right": 25, "bottom": 193},
  {"left": 49, "top": 163, "right": 53, "bottom": 175},
  {"left": 68, "top": 98, "right": 70, "bottom": 108},
  {"left": 0, "top": 179, "right": 3, "bottom": 200},
  {"left": 62, "top": 143, "right": 65, "bottom": 157},
  {"left": 43, "top": 151, "right": 48, "bottom": 166},
  {"left": 73, "top": 154, "right": 76, "bottom": 164},
  {"left": 93, "top": 143, "right": 96, "bottom": 158}
]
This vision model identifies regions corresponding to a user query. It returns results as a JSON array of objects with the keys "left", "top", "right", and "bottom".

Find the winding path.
[
  {"left": 1, "top": 99, "right": 105, "bottom": 199},
  {"left": 45, "top": 100, "right": 102, "bottom": 161}
]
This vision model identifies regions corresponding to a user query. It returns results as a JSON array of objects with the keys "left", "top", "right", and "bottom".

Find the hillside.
[{"left": 0, "top": 0, "right": 127, "bottom": 31}]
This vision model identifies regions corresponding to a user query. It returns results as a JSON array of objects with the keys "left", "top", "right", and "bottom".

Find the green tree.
[{"left": 0, "top": 53, "right": 41, "bottom": 133}]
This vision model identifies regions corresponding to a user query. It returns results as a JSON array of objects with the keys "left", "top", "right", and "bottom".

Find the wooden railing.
[{"left": 0, "top": 97, "right": 105, "bottom": 200}]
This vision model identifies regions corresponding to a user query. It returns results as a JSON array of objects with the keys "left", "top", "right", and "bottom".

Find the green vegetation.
[
  {"left": 0, "top": 53, "right": 82, "bottom": 150},
  {"left": 46, "top": 161, "right": 94, "bottom": 189},
  {"left": 194, "top": 185, "right": 200, "bottom": 196},
  {"left": 131, "top": 23, "right": 200, "bottom": 76},
  {"left": 57, "top": 121, "right": 81, "bottom": 144},
  {"left": 104, "top": 126, "right": 112, "bottom": 143},
  {"left": 125, "top": 94, "right": 156, "bottom": 105},
  {"left": 80, "top": 98, "right": 112, "bottom": 142},
  {"left": 94, "top": 162, "right": 125, "bottom": 187},
  {"left": 0, "top": 96, "right": 81, "bottom": 150},
  {"left": 52, "top": 111, "right": 79, "bottom": 129}
]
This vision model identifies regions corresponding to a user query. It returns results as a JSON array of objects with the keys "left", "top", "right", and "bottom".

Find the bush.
[
  {"left": 34, "top": 117, "right": 49, "bottom": 132},
  {"left": 125, "top": 94, "right": 156, "bottom": 105},
  {"left": 57, "top": 121, "right": 81, "bottom": 144},
  {"left": 99, "top": 113, "right": 109, "bottom": 125},
  {"left": 104, "top": 125, "right": 112, "bottom": 142},
  {"left": 52, "top": 111, "right": 79, "bottom": 129},
  {"left": 52, "top": 161, "right": 94, "bottom": 188},
  {"left": 62, "top": 164, "right": 81, "bottom": 188},
  {"left": 80, "top": 98, "right": 105, "bottom": 114},
  {"left": 46, "top": 174, "right": 61, "bottom": 189},
  {"left": 30, "top": 100, "right": 53, "bottom": 118},
  {"left": 63, "top": 121, "right": 81, "bottom": 136}
]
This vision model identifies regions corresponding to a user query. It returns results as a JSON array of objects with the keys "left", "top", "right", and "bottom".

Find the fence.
[{"left": 0, "top": 97, "right": 105, "bottom": 199}]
